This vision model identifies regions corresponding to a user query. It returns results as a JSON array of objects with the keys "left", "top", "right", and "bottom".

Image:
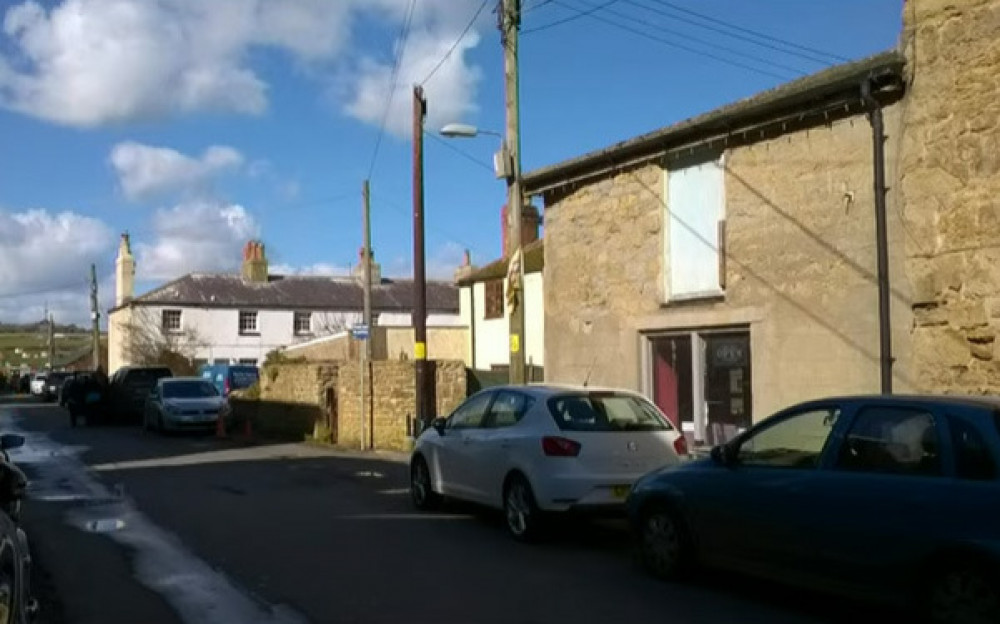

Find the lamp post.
[{"left": 440, "top": 123, "right": 527, "bottom": 385}]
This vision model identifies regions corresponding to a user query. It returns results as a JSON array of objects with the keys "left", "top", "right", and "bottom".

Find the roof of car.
[
  {"left": 478, "top": 384, "right": 646, "bottom": 399},
  {"left": 160, "top": 376, "right": 210, "bottom": 383},
  {"left": 797, "top": 394, "right": 1000, "bottom": 411}
]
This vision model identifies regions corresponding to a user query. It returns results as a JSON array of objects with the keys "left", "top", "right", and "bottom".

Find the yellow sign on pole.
[
  {"left": 414, "top": 341, "right": 427, "bottom": 360},
  {"left": 509, "top": 334, "right": 520, "bottom": 353}
]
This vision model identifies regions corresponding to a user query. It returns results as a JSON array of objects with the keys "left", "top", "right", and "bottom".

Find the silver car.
[{"left": 143, "top": 377, "right": 224, "bottom": 433}]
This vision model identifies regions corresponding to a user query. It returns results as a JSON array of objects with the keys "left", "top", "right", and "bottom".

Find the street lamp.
[{"left": 440, "top": 120, "right": 527, "bottom": 386}]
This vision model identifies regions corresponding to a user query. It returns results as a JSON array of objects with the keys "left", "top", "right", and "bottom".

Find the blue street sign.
[{"left": 351, "top": 324, "right": 369, "bottom": 340}]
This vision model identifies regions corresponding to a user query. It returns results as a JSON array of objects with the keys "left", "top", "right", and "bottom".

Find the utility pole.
[
  {"left": 361, "top": 179, "right": 373, "bottom": 450},
  {"left": 47, "top": 311, "right": 55, "bottom": 371},
  {"left": 90, "top": 264, "right": 101, "bottom": 371},
  {"left": 412, "top": 85, "right": 431, "bottom": 431},
  {"left": 500, "top": 0, "right": 526, "bottom": 385}
]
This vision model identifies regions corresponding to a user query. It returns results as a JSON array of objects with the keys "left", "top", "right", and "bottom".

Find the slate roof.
[
  {"left": 116, "top": 273, "right": 459, "bottom": 313},
  {"left": 457, "top": 239, "right": 544, "bottom": 286},
  {"left": 522, "top": 49, "right": 906, "bottom": 195}
]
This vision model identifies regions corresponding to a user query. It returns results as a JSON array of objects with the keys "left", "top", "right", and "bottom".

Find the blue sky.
[{"left": 0, "top": 0, "right": 903, "bottom": 325}]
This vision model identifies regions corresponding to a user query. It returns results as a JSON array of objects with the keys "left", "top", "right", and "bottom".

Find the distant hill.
[{"left": 0, "top": 321, "right": 87, "bottom": 334}]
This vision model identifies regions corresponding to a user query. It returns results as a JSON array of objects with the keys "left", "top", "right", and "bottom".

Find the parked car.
[
  {"left": 0, "top": 432, "right": 38, "bottom": 622},
  {"left": 28, "top": 374, "right": 47, "bottom": 397},
  {"left": 410, "top": 385, "right": 688, "bottom": 540},
  {"left": 198, "top": 364, "right": 259, "bottom": 397},
  {"left": 106, "top": 366, "right": 173, "bottom": 423},
  {"left": 42, "top": 371, "right": 72, "bottom": 403},
  {"left": 627, "top": 395, "right": 1000, "bottom": 624},
  {"left": 143, "top": 377, "right": 224, "bottom": 433},
  {"left": 62, "top": 373, "right": 107, "bottom": 427}
]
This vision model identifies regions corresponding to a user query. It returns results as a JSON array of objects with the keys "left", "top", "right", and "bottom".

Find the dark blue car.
[{"left": 627, "top": 395, "right": 1000, "bottom": 624}]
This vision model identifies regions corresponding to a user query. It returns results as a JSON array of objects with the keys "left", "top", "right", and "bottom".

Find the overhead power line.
[
  {"left": 543, "top": 0, "right": 791, "bottom": 81},
  {"left": 640, "top": 0, "right": 849, "bottom": 64},
  {"left": 522, "top": 0, "right": 621, "bottom": 33},
  {"left": 366, "top": 0, "right": 418, "bottom": 180},
  {"left": 424, "top": 130, "right": 496, "bottom": 173},
  {"left": 420, "top": 0, "right": 491, "bottom": 86}
]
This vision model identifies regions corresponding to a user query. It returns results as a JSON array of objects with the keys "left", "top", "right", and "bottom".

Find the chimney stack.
[
  {"left": 454, "top": 249, "right": 474, "bottom": 283},
  {"left": 241, "top": 240, "right": 269, "bottom": 283},
  {"left": 501, "top": 203, "right": 541, "bottom": 257},
  {"left": 114, "top": 232, "right": 135, "bottom": 306},
  {"left": 352, "top": 247, "right": 382, "bottom": 285}
]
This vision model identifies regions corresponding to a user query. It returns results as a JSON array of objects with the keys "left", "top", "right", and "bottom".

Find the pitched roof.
[
  {"left": 457, "top": 239, "right": 544, "bottom": 286},
  {"left": 522, "top": 49, "right": 906, "bottom": 196},
  {"left": 117, "top": 273, "right": 459, "bottom": 313}
]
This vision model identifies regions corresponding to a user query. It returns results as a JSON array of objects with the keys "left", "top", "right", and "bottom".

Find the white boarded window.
[{"left": 665, "top": 159, "right": 725, "bottom": 299}]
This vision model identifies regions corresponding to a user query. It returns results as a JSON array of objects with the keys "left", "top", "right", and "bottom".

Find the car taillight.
[
  {"left": 542, "top": 436, "right": 581, "bottom": 457},
  {"left": 673, "top": 435, "right": 689, "bottom": 456},
  {"left": 223, "top": 378, "right": 230, "bottom": 396}
]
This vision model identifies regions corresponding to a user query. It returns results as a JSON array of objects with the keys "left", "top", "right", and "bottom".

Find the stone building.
[{"left": 521, "top": 0, "right": 1000, "bottom": 446}]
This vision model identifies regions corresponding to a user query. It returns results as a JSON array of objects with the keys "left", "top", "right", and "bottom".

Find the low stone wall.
[
  {"left": 230, "top": 362, "right": 339, "bottom": 441},
  {"left": 338, "top": 359, "right": 466, "bottom": 451}
]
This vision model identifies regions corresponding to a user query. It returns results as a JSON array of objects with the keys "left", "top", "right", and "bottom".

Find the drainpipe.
[{"left": 862, "top": 79, "right": 893, "bottom": 394}]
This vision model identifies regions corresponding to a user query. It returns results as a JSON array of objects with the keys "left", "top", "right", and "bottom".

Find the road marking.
[{"left": 2, "top": 412, "right": 309, "bottom": 624}]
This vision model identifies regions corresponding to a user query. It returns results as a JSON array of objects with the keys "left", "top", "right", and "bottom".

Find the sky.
[{"left": 0, "top": 0, "right": 904, "bottom": 327}]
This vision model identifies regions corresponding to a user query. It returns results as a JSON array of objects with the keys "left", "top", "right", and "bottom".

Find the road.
[{"left": 2, "top": 399, "right": 883, "bottom": 624}]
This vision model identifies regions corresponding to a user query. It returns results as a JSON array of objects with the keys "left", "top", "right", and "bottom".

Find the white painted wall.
[
  {"left": 129, "top": 305, "right": 363, "bottom": 367},
  {"left": 462, "top": 272, "right": 543, "bottom": 370}
]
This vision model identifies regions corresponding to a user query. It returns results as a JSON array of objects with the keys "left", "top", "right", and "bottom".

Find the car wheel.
[
  {"left": 410, "top": 456, "right": 441, "bottom": 510},
  {"left": 503, "top": 474, "right": 543, "bottom": 542},
  {"left": 925, "top": 560, "right": 999, "bottom": 624},
  {"left": 639, "top": 504, "right": 693, "bottom": 581}
]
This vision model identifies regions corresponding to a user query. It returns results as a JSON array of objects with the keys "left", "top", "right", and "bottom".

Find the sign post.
[{"left": 352, "top": 324, "right": 369, "bottom": 450}]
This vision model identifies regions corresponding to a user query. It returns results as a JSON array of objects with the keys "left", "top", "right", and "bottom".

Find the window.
[
  {"left": 488, "top": 391, "right": 533, "bottom": 428},
  {"left": 293, "top": 312, "right": 312, "bottom": 335},
  {"left": 238, "top": 311, "right": 258, "bottom": 335},
  {"left": 212, "top": 359, "right": 229, "bottom": 366},
  {"left": 665, "top": 159, "right": 725, "bottom": 299},
  {"left": 950, "top": 415, "right": 996, "bottom": 481},
  {"left": 737, "top": 407, "right": 839, "bottom": 469},
  {"left": 447, "top": 392, "right": 493, "bottom": 430},
  {"left": 161, "top": 309, "right": 182, "bottom": 333},
  {"left": 835, "top": 407, "right": 941, "bottom": 477},
  {"left": 484, "top": 279, "right": 504, "bottom": 320},
  {"left": 548, "top": 392, "right": 672, "bottom": 432},
  {"left": 238, "top": 358, "right": 258, "bottom": 366}
]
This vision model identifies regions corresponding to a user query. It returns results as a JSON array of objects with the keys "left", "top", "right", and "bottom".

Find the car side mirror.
[
  {"left": 431, "top": 418, "right": 447, "bottom": 436},
  {"left": 0, "top": 434, "right": 24, "bottom": 451}
]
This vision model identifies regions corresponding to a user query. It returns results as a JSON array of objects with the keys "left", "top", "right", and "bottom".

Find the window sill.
[
  {"left": 661, "top": 292, "right": 725, "bottom": 308},
  {"left": 238, "top": 332, "right": 261, "bottom": 337},
  {"left": 294, "top": 332, "right": 313, "bottom": 338}
]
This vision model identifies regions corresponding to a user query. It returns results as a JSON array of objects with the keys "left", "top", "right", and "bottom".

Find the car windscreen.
[
  {"left": 230, "top": 368, "right": 259, "bottom": 390},
  {"left": 547, "top": 392, "right": 673, "bottom": 432},
  {"left": 162, "top": 381, "right": 219, "bottom": 399}
]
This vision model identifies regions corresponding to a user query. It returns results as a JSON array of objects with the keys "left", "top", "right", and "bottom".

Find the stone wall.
[
  {"left": 229, "top": 362, "right": 339, "bottom": 441},
  {"left": 899, "top": 0, "right": 1000, "bottom": 393},
  {"left": 543, "top": 107, "right": 917, "bottom": 420},
  {"left": 337, "top": 359, "right": 467, "bottom": 451}
]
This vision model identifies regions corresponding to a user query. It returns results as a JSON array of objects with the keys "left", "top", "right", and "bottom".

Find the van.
[{"left": 199, "top": 364, "right": 259, "bottom": 397}]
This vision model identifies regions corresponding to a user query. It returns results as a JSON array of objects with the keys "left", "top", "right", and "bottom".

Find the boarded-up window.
[
  {"left": 665, "top": 159, "right": 725, "bottom": 299},
  {"left": 484, "top": 279, "right": 504, "bottom": 319}
]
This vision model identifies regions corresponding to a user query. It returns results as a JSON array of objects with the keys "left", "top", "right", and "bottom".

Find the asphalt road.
[{"left": 3, "top": 399, "right": 888, "bottom": 624}]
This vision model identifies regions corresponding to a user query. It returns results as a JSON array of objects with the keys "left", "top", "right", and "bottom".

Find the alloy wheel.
[
  {"left": 505, "top": 481, "right": 531, "bottom": 537},
  {"left": 929, "top": 566, "right": 999, "bottom": 624},
  {"left": 642, "top": 511, "right": 682, "bottom": 578}
]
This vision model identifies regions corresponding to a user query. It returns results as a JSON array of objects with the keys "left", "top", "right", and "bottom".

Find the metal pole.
[
  {"left": 48, "top": 311, "right": 55, "bottom": 370},
  {"left": 863, "top": 81, "right": 893, "bottom": 393},
  {"left": 413, "top": 86, "right": 430, "bottom": 429},
  {"left": 362, "top": 179, "right": 373, "bottom": 449},
  {"left": 90, "top": 264, "right": 101, "bottom": 371},
  {"left": 501, "top": 0, "right": 526, "bottom": 385}
]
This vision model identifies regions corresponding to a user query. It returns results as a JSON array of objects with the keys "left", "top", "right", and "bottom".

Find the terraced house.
[{"left": 523, "top": 0, "right": 1000, "bottom": 448}]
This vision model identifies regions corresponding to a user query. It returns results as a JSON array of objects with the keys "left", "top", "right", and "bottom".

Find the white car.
[
  {"left": 410, "top": 384, "right": 688, "bottom": 540},
  {"left": 29, "top": 374, "right": 48, "bottom": 396}
]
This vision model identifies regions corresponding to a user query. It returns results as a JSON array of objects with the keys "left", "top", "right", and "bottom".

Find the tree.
[
  {"left": 310, "top": 311, "right": 356, "bottom": 337},
  {"left": 119, "top": 308, "right": 204, "bottom": 375}
]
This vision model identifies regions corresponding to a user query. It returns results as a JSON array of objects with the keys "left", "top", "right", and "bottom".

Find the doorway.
[{"left": 648, "top": 328, "right": 752, "bottom": 448}]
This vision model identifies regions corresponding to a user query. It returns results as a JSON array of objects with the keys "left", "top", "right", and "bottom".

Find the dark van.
[
  {"left": 107, "top": 366, "right": 173, "bottom": 423},
  {"left": 199, "top": 364, "right": 259, "bottom": 397}
]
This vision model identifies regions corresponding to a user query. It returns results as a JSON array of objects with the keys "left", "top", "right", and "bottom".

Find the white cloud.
[
  {"left": 270, "top": 262, "right": 349, "bottom": 277},
  {"left": 135, "top": 200, "right": 259, "bottom": 280},
  {"left": 0, "top": 208, "right": 115, "bottom": 325},
  {"left": 385, "top": 240, "right": 466, "bottom": 280},
  {"left": 0, "top": 0, "right": 484, "bottom": 131},
  {"left": 110, "top": 141, "right": 244, "bottom": 201}
]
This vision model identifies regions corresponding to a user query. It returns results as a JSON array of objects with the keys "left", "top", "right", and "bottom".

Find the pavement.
[{"left": 2, "top": 398, "right": 890, "bottom": 624}]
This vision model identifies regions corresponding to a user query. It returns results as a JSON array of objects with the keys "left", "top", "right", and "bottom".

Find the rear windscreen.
[
  {"left": 125, "top": 369, "right": 172, "bottom": 385},
  {"left": 230, "top": 368, "right": 259, "bottom": 389},
  {"left": 547, "top": 392, "right": 672, "bottom": 432}
]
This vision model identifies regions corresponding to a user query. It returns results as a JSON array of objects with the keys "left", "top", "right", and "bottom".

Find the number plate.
[{"left": 611, "top": 485, "right": 631, "bottom": 499}]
